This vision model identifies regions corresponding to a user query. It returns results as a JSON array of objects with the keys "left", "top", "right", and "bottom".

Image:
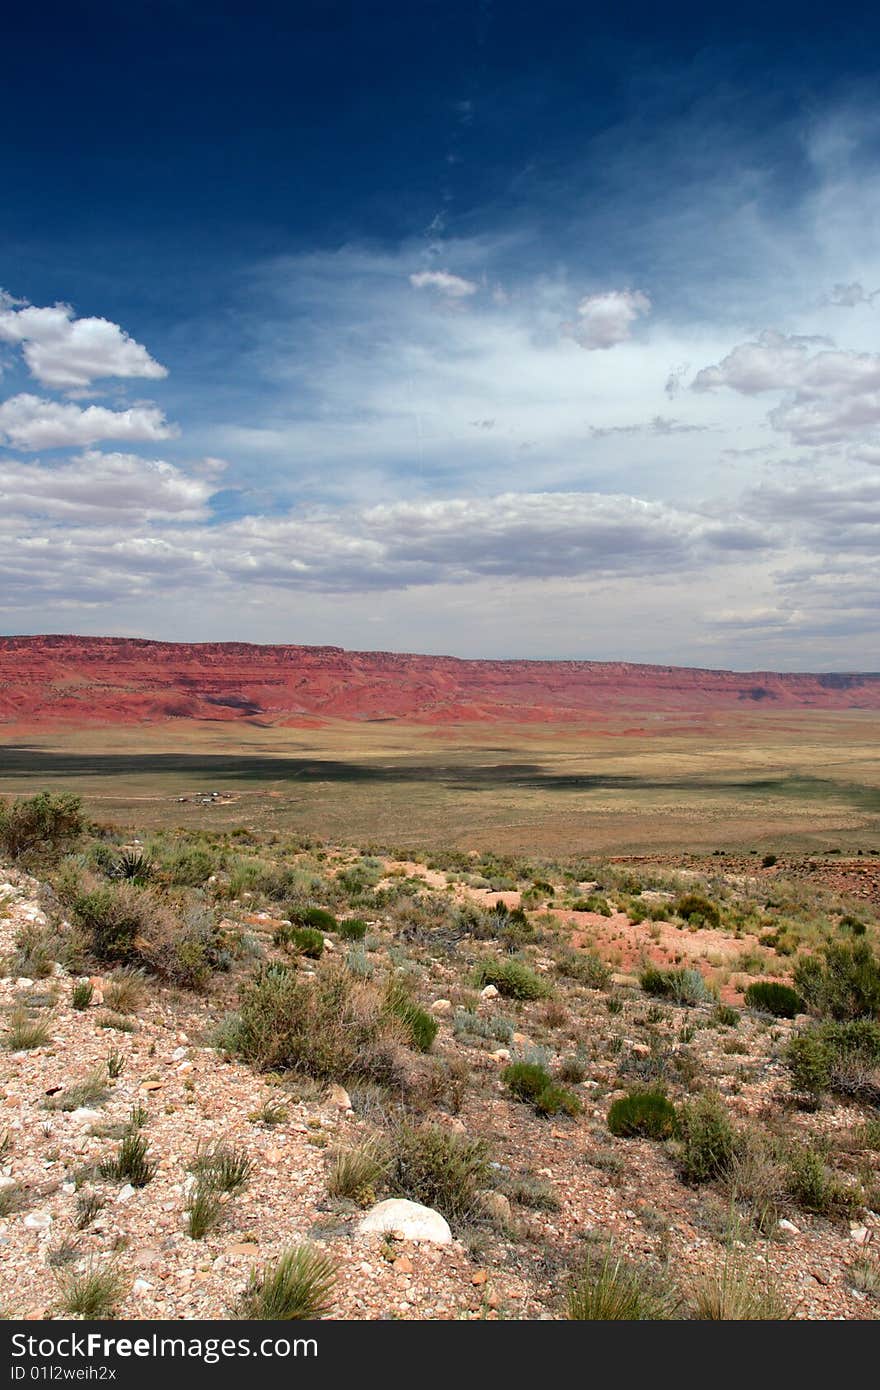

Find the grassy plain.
[{"left": 1, "top": 708, "right": 880, "bottom": 854}]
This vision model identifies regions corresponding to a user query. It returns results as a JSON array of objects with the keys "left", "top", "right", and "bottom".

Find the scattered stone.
[
  {"left": 23, "top": 1211, "right": 52, "bottom": 1231},
  {"left": 778, "top": 1219, "right": 800, "bottom": 1234},
  {"left": 431, "top": 999, "right": 452, "bottom": 1015},
  {"left": 480, "top": 985, "right": 499, "bottom": 1000}
]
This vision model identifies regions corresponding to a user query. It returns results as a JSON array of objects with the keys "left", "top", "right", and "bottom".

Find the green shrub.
[
  {"left": 713, "top": 1004, "right": 740, "bottom": 1028},
  {"left": 503, "top": 1061, "right": 581, "bottom": 1117},
  {"left": 109, "top": 850, "right": 154, "bottom": 884},
  {"left": 72, "top": 980, "right": 93, "bottom": 1010},
  {"left": 327, "top": 1140, "right": 389, "bottom": 1203},
  {"left": 238, "top": 1245, "right": 335, "bottom": 1320},
  {"left": 185, "top": 1180, "right": 226, "bottom": 1239},
  {"left": 640, "top": 965, "right": 711, "bottom": 1006},
  {"left": 190, "top": 1141, "right": 253, "bottom": 1193},
  {"left": 608, "top": 1088, "right": 677, "bottom": 1140},
  {"left": 3, "top": 1007, "right": 50, "bottom": 1051},
  {"left": 785, "top": 1146, "right": 855, "bottom": 1215},
  {"left": 676, "top": 1091, "right": 739, "bottom": 1184},
  {"left": 473, "top": 957, "right": 552, "bottom": 1000},
  {"left": 289, "top": 905, "right": 337, "bottom": 931},
  {"left": 675, "top": 893, "right": 721, "bottom": 928},
  {"left": 0, "top": 791, "right": 84, "bottom": 862},
  {"left": 337, "top": 917, "right": 368, "bottom": 941},
  {"left": 744, "top": 980, "right": 803, "bottom": 1018},
  {"left": 274, "top": 924, "right": 324, "bottom": 958},
  {"left": 554, "top": 950, "right": 612, "bottom": 989},
  {"left": 793, "top": 941, "right": 880, "bottom": 1020},
  {"left": 786, "top": 1017, "right": 880, "bottom": 1102},
  {"left": 383, "top": 977, "right": 438, "bottom": 1053},
  {"left": 388, "top": 1123, "right": 490, "bottom": 1224}
]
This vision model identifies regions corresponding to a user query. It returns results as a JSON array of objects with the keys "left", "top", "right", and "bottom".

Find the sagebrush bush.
[
  {"left": 793, "top": 940, "right": 880, "bottom": 1021},
  {"left": 473, "top": 957, "right": 552, "bottom": 1000},
  {"left": 0, "top": 791, "right": 84, "bottom": 862},
  {"left": 388, "top": 1123, "right": 490, "bottom": 1224},
  {"left": 607, "top": 1088, "right": 677, "bottom": 1140},
  {"left": 640, "top": 965, "right": 711, "bottom": 1006},
  {"left": 786, "top": 1017, "right": 880, "bottom": 1103},
  {"left": 676, "top": 1090, "right": 739, "bottom": 1184},
  {"left": 744, "top": 980, "right": 804, "bottom": 1018},
  {"left": 230, "top": 961, "right": 409, "bottom": 1087}
]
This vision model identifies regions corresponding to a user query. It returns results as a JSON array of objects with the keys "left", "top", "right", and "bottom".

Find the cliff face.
[{"left": 1, "top": 634, "right": 879, "bottom": 727}]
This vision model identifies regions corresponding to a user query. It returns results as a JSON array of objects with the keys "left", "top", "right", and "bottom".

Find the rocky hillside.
[{"left": 2, "top": 635, "right": 880, "bottom": 728}]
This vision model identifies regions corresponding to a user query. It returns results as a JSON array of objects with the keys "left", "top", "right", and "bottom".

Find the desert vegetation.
[{"left": 1, "top": 789, "right": 879, "bottom": 1319}]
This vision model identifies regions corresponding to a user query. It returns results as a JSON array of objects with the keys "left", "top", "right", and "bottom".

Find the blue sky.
[{"left": 3, "top": 1, "right": 880, "bottom": 666}]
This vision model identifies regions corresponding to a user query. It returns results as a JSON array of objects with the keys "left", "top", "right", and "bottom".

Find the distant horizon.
[{"left": 2, "top": 630, "right": 879, "bottom": 679}]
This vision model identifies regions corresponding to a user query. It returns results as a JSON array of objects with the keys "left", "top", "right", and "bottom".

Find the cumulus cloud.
[
  {"left": 0, "top": 451, "right": 215, "bottom": 523},
  {"left": 693, "top": 331, "right": 880, "bottom": 445},
  {"left": 0, "top": 394, "right": 176, "bottom": 450},
  {"left": 0, "top": 296, "right": 167, "bottom": 389},
  {"left": 408, "top": 270, "right": 479, "bottom": 298},
  {"left": 567, "top": 290, "right": 651, "bottom": 350}
]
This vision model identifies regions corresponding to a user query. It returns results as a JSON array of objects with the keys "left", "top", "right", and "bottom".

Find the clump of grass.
[
  {"left": 473, "top": 957, "right": 552, "bottom": 1001},
  {"left": 237, "top": 1245, "right": 336, "bottom": 1320},
  {"left": 75, "top": 1190, "right": 106, "bottom": 1229},
  {"left": 45, "top": 1068, "right": 110, "bottom": 1112},
  {"left": 3, "top": 1007, "right": 50, "bottom": 1051},
  {"left": 785, "top": 1145, "right": 856, "bottom": 1215},
  {"left": 689, "top": 1249, "right": 792, "bottom": 1320},
  {"left": 327, "top": 1139, "right": 389, "bottom": 1204},
  {"left": 103, "top": 967, "right": 146, "bottom": 1014},
  {"left": 744, "top": 980, "right": 803, "bottom": 1018},
  {"left": 249, "top": 1098, "right": 288, "bottom": 1127},
  {"left": 185, "top": 1180, "right": 226, "bottom": 1239},
  {"left": 383, "top": 977, "right": 438, "bottom": 1053},
  {"left": 337, "top": 918, "right": 368, "bottom": 941},
  {"left": 607, "top": 1088, "right": 677, "bottom": 1140},
  {"left": 713, "top": 1003, "right": 740, "bottom": 1028},
  {"left": 55, "top": 1260, "right": 128, "bottom": 1318},
  {"left": 190, "top": 1141, "right": 253, "bottom": 1193},
  {"left": 567, "top": 1251, "right": 672, "bottom": 1320},
  {"left": 106, "top": 1050, "right": 125, "bottom": 1079},
  {"left": 98, "top": 1012, "right": 135, "bottom": 1033},
  {"left": 72, "top": 980, "right": 93, "bottom": 1010},
  {"left": 503, "top": 1061, "right": 581, "bottom": 1117},
  {"left": 387, "top": 1123, "right": 490, "bottom": 1225},
  {"left": 99, "top": 1130, "right": 156, "bottom": 1187}
]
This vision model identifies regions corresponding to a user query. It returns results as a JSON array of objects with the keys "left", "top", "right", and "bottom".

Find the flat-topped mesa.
[{"left": 0, "top": 634, "right": 879, "bottom": 728}]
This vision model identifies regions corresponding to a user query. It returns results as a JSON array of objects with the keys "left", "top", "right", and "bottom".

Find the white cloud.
[
  {"left": 0, "top": 394, "right": 176, "bottom": 450},
  {"left": 567, "top": 289, "right": 651, "bottom": 350},
  {"left": 693, "top": 331, "right": 880, "bottom": 445},
  {"left": 0, "top": 296, "right": 167, "bottom": 389},
  {"left": 408, "top": 270, "right": 479, "bottom": 297},
  {"left": 0, "top": 451, "right": 214, "bottom": 523}
]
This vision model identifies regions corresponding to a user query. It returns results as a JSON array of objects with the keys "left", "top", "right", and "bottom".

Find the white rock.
[
  {"left": 15, "top": 978, "right": 33, "bottom": 989},
  {"left": 480, "top": 985, "right": 499, "bottom": 1000},
  {"left": 850, "top": 1224, "right": 871, "bottom": 1245},
  {"left": 132, "top": 1279, "right": 154, "bottom": 1295},
  {"left": 778, "top": 1219, "right": 800, "bottom": 1234},
  {"left": 491, "top": 1048, "right": 511, "bottom": 1063},
  {"left": 358, "top": 1198, "right": 452, "bottom": 1245},
  {"left": 171, "top": 1046, "right": 187, "bottom": 1061},
  {"left": 69, "top": 1108, "right": 103, "bottom": 1126},
  {"left": 116, "top": 1184, "right": 136, "bottom": 1204},
  {"left": 431, "top": 999, "right": 452, "bottom": 1016},
  {"left": 0, "top": 1176, "right": 18, "bottom": 1191},
  {"left": 23, "top": 1210, "right": 52, "bottom": 1230}
]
